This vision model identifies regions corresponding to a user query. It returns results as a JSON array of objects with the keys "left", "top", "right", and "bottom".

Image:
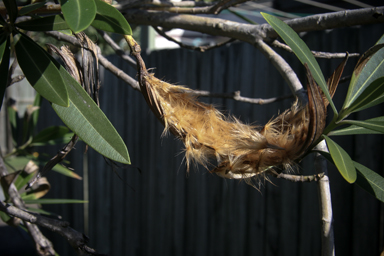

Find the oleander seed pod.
[{"left": 125, "top": 35, "right": 345, "bottom": 182}]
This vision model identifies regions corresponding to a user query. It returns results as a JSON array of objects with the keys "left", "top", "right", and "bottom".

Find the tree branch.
[
  {"left": 0, "top": 201, "right": 106, "bottom": 256},
  {"left": 314, "top": 140, "right": 335, "bottom": 256},
  {"left": 254, "top": 39, "right": 306, "bottom": 102},
  {"left": 123, "top": 7, "right": 384, "bottom": 44},
  {"left": 0, "top": 156, "right": 56, "bottom": 256}
]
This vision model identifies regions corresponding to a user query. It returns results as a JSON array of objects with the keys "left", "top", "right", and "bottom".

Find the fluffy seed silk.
[{"left": 125, "top": 35, "right": 344, "bottom": 181}]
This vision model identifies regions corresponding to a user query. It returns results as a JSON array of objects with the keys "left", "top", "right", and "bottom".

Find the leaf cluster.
[
  {"left": 263, "top": 13, "right": 384, "bottom": 202},
  {"left": 0, "top": 0, "right": 133, "bottom": 166}
]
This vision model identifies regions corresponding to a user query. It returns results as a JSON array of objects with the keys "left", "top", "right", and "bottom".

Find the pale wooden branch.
[
  {"left": 123, "top": 7, "right": 384, "bottom": 44},
  {"left": 153, "top": 26, "right": 235, "bottom": 52},
  {"left": 269, "top": 171, "right": 325, "bottom": 182},
  {"left": 314, "top": 140, "right": 335, "bottom": 256},
  {"left": 254, "top": 39, "right": 307, "bottom": 103}
]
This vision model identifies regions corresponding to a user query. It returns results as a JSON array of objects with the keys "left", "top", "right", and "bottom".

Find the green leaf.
[
  {"left": 52, "top": 65, "right": 130, "bottom": 164},
  {"left": 91, "top": 0, "right": 132, "bottom": 35},
  {"left": 14, "top": 169, "right": 36, "bottom": 191},
  {"left": 0, "top": 211, "right": 11, "bottom": 223},
  {"left": 323, "top": 135, "right": 356, "bottom": 183},
  {"left": 60, "top": 0, "right": 97, "bottom": 33},
  {"left": 343, "top": 35, "right": 384, "bottom": 110},
  {"left": 354, "top": 162, "right": 384, "bottom": 203},
  {"left": 51, "top": 163, "right": 82, "bottom": 180},
  {"left": 14, "top": 33, "right": 69, "bottom": 107},
  {"left": 16, "top": 15, "right": 70, "bottom": 31},
  {"left": 261, "top": 12, "right": 336, "bottom": 114},
  {"left": 4, "top": 156, "right": 32, "bottom": 172},
  {"left": 19, "top": 1, "right": 47, "bottom": 15},
  {"left": 329, "top": 116, "right": 384, "bottom": 136},
  {"left": 3, "top": 0, "right": 18, "bottom": 24},
  {"left": 31, "top": 126, "right": 73, "bottom": 146},
  {"left": 345, "top": 77, "right": 384, "bottom": 113},
  {"left": 342, "top": 119, "right": 384, "bottom": 134},
  {"left": 23, "top": 198, "right": 87, "bottom": 204},
  {"left": 0, "top": 36, "right": 10, "bottom": 110}
]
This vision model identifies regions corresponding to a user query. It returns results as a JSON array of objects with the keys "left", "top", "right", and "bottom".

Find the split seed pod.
[{"left": 125, "top": 35, "right": 346, "bottom": 181}]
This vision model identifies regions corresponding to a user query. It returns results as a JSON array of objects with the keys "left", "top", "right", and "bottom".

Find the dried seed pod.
[{"left": 125, "top": 35, "right": 343, "bottom": 181}]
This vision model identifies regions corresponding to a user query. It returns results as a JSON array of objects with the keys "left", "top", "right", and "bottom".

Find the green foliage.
[
  {"left": 14, "top": 33, "right": 69, "bottom": 107},
  {"left": 0, "top": 0, "right": 132, "bottom": 166},
  {"left": 323, "top": 135, "right": 356, "bottom": 183},
  {"left": 60, "top": 0, "right": 96, "bottom": 33},
  {"left": 264, "top": 13, "right": 384, "bottom": 201},
  {"left": 51, "top": 64, "right": 130, "bottom": 164},
  {"left": 91, "top": 0, "right": 132, "bottom": 35}
]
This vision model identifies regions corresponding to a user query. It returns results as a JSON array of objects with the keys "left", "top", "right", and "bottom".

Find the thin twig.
[
  {"left": 271, "top": 40, "right": 360, "bottom": 59},
  {"left": 191, "top": 90, "right": 293, "bottom": 104},
  {"left": 97, "top": 30, "right": 137, "bottom": 68},
  {"left": 269, "top": 171, "right": 325, "bottom": 182},
  {"left": 153, "top": 26, "right": 235, "bottom": 52}
]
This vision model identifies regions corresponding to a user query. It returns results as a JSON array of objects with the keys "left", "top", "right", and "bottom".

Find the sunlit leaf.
[
  {"left": 51, "top": 163, "right": 82, "bottom": 180},
  {"left": 342, "top": 119, "right": 384, "bottom": 134},
  {"left": 23, "top": 198, "right": 87, "bottom": 204},
  {"left": 14, "top": 33, "right": 69, "bottom": 107},
  {"left": 323, "top": 135, "right": 356, "bottom": 183},
  {"left": 261, "top": 12, "right": 336, "bottom": 114},
  {"left": 354, "top": 162, "right": 384, "bottom": 203},
  {"left": 60, "top": 0, "right": 96, "bottom": 33},
  {"left": 0, "top": 36, "right": 10, "bottom": 110},
  {"left": 91, "top": 0, "right": 132, "bottom": 35},
  {"left": 19, "top": 1, "right": 47, "bottom": 15},
  {"left": 51, "top": 64, "right": 130, "bottom": 164},
  {"left": 343, "top": 34, "right": 384, "bottom": 110},
  {"left": 16, "top": 15, "right": 70, "bottom": 31},
  {"left": 31, "top": 126, "right": 73, "bottom": 146}
]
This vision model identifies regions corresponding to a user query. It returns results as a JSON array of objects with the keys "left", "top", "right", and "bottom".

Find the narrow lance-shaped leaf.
[
  {"left": 329, "top": 116, "right": 384, "bottom": 136},
  {"left": 31, "top": 126, "right": 73, "bottom": 146},
  {"left": 261, "top": 12, "right": 337, "bottom": 115},
  {"left": 0, "top": 36, "right": 10, "bottom": 110},
  {"left": 323, "top": 135, "right": 356, "bottom": 183},
  {"left": 354, "top": 161, "right": 384, "bottom": 203},
  {"left": 14, "top": 33, "right": 69, "bottom": 107},
  {"left": 51, "top": 62, "right": 130, "bottom": 164},
  {"left": 91, "top": 0, "right": 132, "bottom": 35},
  {"left": 317, "top": 150, "right": 384, "bottom": 203},
  {"left": 59, "top": 0, "right": 97, "bottom": 33},
  {"left": 343, "top": 34, "right": 384, "bottom": 110},
  {"left": 19, "top": 1, "right": 47, "bottom": 15},
  {"left": 345, "top": 77, "right": 384, "bottom": 114},
  {"left": 16, "top": 15, "right": 70, "bottom": 31},
  {"left": 342, "top": 120, "right": 384, "bottom": 134},
  {"left": 23, "top": 198, "right": 87, "bottom": 204}
]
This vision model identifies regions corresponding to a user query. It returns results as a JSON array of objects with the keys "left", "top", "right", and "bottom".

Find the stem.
[{"left": 315, "top": 140, "right": 335, "bottom": 256}]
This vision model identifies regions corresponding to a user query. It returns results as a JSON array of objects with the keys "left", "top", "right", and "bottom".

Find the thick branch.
[
  {"left": 124, "top": 7, "right": 384, "bottom": 44},
  {"left": 315, "top": 140, "right": 335, "bottom": 256}
]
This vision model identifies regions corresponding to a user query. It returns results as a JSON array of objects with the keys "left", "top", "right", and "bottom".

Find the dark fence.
[{"left": 38, "top": 24, "right": 384, "bottom": 256}]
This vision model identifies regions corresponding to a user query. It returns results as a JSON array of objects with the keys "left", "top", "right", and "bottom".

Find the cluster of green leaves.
[
  {"left": 262, "top": 13, "right": 384, "bottom": 202},
  {"left": 0, "top": 93, "right": 85, "bottom": 224},
  {"left": 0, "top": 0, "right": 132, "bottom": 164}
]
